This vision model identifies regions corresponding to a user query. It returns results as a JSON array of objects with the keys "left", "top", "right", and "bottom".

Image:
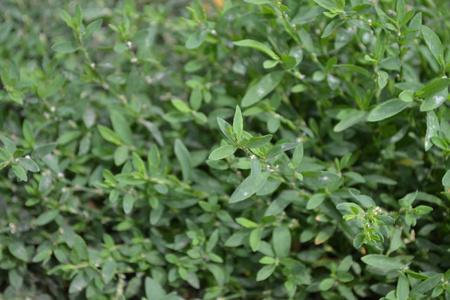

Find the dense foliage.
[{"left": 1, "top": 0, "right": 450, "bottom": 299}]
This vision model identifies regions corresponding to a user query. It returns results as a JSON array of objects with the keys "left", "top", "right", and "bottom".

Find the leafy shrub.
[{"left": 1, "top": 0, "right": 450, "bottom": 299}]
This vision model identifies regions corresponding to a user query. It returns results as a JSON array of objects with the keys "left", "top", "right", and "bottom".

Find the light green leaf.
[
  {"left": 306, "top": 193, "right": 326, "bottom": 209},
  {"left": 229, "top": 172, "right": 269, "bottom": 203},
  {"left": 8, "top": 241, "right": 28, "bottom": 262},
  {"left": 145, "top": 277, "right": 166, "bottom": 300},
  {"left": 0, "top": 135, "right": 17, "bottom": 153},
  {"left": 114, "top": 145, "right": 129, "bottom": 166},
  {"left": 52, "top": 41, "right": 78, "bottom": 53},
  {"left": 443, "top": 169, "right": 450, "bottom": 187},
  {"left": 174, "top": 139, "right": 192, "bottom": 182},
  {"left": 397, "top": 273, "right": 410, "bottom": 300},
  {"left": 110, "top": 110, "right": 133, "bottom": 145},
  {"left": 97, "top": 125, "right": 122, "bottom": 145},
  {"left": 233, "top": 39, "right": 279, "bottom": 60},
  {"left": 267, "top": 142, "right": 298, "bottom": 158},
  {"left": 123, "top": 194, "right": 135, "bottom": 214},
  {"left": 242, "top": 71, "right": 284, "bottom": 107},
  {"left": 35, "top": 209, "right": 59, "bottom": 226},
  {"left": 333, "top": 111, "right": 367, "bottom": 132},
  {"left": 102, "top": 260, "right": 117, "bottom": 284},
  {"left": 302, "top": 171, "right": 341, "bottom": 188},
  {"left": 361, "top": 254, "right": 403, "bottom": 271},
  {"left": 185, "top": 30, "right": 206, "bottom": 49},
  {"left": 273, "top": 225, "right": 291, "bottom": 258},
  {"left": 416, "top": 78, "right": 450, "bottom": 98},
  {"left": 319, "top": 278, "right": 335, "bottom": 291},
  {"left": 425, "top": 111, "right": 439, "bottom": 151},
  {"left": 57, "top": 131, "right": 82, "bottom": 145},
  {"left": 420, "top": 88, "right": 448, "bottom": 111},
  {"left": 208, "top": 145, "right": 236, "bottom": 160},
  {"left": 171, "top": 99, "right": 191, "bottom": 113},
  {"left": 233, "top": 106, "right": 243, "bottom": 141},
  {"left": 411, "top": 274, "right": 443, "bottom": 295},
  {"left": 367, "top": 99, "right": 410, "bottom": 122},
  {"left": 12, "top": 165, "right": 27, "bottom": 181},
  {"left": 421, "top": 25, "right": 443, "bottom": 63},
  {"left": 250, "top": 228, "right": 262, "bottom": 252},
  {"left": 32, "top": 143, "right": 56, "bottom": 159},
  {"left": 236, "top": 217, "right": 258, "bottom": 228},
  {"left": 18, "top": 157, "right": 39, "bottom": 172},
  {"left": 244, "top": 134, "right": 273, "bottom": 148},
  {"left": 256, "top": 264, "right": 276, "bottom": 281}
]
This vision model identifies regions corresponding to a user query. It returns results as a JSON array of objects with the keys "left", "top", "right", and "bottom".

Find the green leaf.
[
  {"left": 302, "top": 171, "right": 341, "bottom": 188},
  {"left": 8, "top": 241, "right": 28, "bottom": 262},
  {"left": 367, "top": 99, "right": 410, "bottom": 122},
  {"left": 319, "top": 278, "right": 335, "bottom": 291},
  {"left": 236, "top": 217, "right": 258, "bottom": 228},
  {"left": 443, "top": 169, "right": 450, "bottom": 187},
  {"left": 18, "top": 157, "right": 39, "bottom": 172},
  {"left": 145, "top": 277, "right": 166, "bottom": 300},
  {"left": 12, "top": 165, "right": 27, "bottom": 181},
  {"left": 97, "top": 125, "right": 122, "bottom": 145},
  {"left": 413, "top": 205, "right": 433, "bottom": 215},
  {"left": 229, "top": 172, "right": 269, "bottom": 203},
  {"left": 291, "top": 143, "right": 304, "bottom": 169},
  {"left": 243, "top": 0, "right": 272, "bottom": 4},
  {"left": 361, "top": 254, "right": 403, "bottom": 271},
  {"left": 306, "top": 193, "right": 326, "bottom": 209},
  {"left": 0, "top": 135, "right": 17, "bottom": 153},
  {"left": 32, "top": 143, "right": 56, "bottom": 158},
  {"left": 123, "top": 194, "right": 135, "bottom": 214},
  {"left": 233, "top": 39, "right": 279, "bottom": 60},
  {"left": 266, "top": 142, "right": 298, "bottom": 158},
  {"left": 420, "top": 88, "right": 448, "bottom": 111},
  {"left": 333, "top": 111, "right": 367, "bottom": 132},
  {"left": 397, "top": 273, "right": 410, "bottom": 300},
  {"left": 102, "top": 260, "right": 117, "bottom": 284},
  {"left": 171, "top": 99, "right": 191, "bottom": 113},
  {"left": 250, "top": 228, "right": 262, "bottom": 252},
  {"left": 110, "top": 110, "right": 133, "bottom": 145},
  {"left": 242, "top": 71, "right": 284, "bottom": 107},
  {"left": 57, "top": 131, "right": 82, "bottom": 145},
  {"left": 273, "top": 225, "right": 291, "bottom": 258},
  {"left": 334, "top": 64, "right": 372, "bottom": 77},
  {"left": 69, "top": 273, "right": 88, "bottom": 294},
  {"left": 209, "top": 145, "right": 236, "bottom": 160},
  {"left": 185, "top": 30, "right": 207, "bottom": 49},
  {"left": 51, "top": 41, "right": 78, "bottom": 53},
  {"left": 35, "top": 209, "right": 59, "bottom": 226},
  {"left": 399, "top": 89, "right": 414, "bottom": 102},
  {"left": 174, "top": 139, "right": 192, "bottom": 182},
  {"left": 256, "top": 264, "right": 276, "bottom": 281},
  {"left": 349, "top": 189, "right": 376, "bottom": 208},
  {"left": 411, "top": 274, "right": 443, "bottom": 295},
  {"left": 216, "top": 117, "right": 234, "bottom": 142},
  {"left": 114, "top": 145, "right": 129, "bottom": 166},
  {"left": 233, "top": 106, "right": 243, "bottom": 141},
  {"left": 244, "top": 135, "right": 273, "bottom": 148},
  {"left": 132, "top": 152, "right": 146, "bottom": 175},
  {"left": 421, "top": 25, "right": 443, "bottom": 63},
  {"left": 425, "top": 111, "right": 439, "bottom": 151},
  {"left": 416, "top": 78, "right": 450, "bottom": 98}
]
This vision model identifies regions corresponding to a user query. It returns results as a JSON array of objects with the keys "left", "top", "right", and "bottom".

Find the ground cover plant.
[{"left": 0, "top": 0, "right": 450, "bottom": 299}]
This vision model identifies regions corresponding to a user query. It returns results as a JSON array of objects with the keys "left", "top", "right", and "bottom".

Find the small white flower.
[{"left": 130, "top": 57, "right": 138, "bottom": 63}]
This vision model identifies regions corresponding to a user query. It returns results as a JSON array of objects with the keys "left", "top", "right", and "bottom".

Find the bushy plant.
[{"left": 0, "top": 0, "right": 449, "bottom": 299}]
